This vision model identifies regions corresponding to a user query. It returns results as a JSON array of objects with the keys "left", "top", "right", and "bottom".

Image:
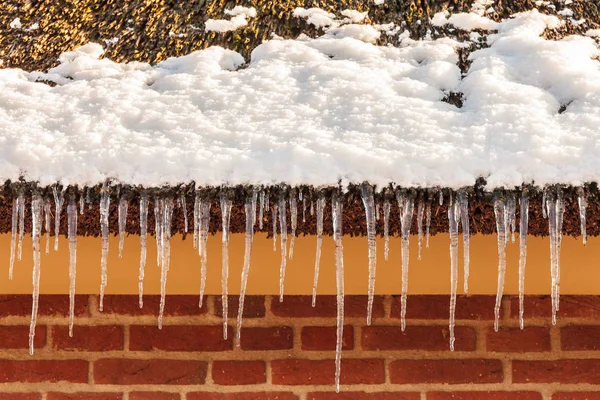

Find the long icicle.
[
  {"left": 220, "top": 192, "right": 233, "bottom": 339},
  {"left": 519, "top": 190, "right": 529, "bottom": 329},
  {"left": 259, "top": 190, "right": 265, "bottom": 230},
  {"left": 44, "top": 199, "right": 51, "bottom": 255},
  {"left": 52, "top": 186, "right": 64, "bottom": 252},
  {"left": 398, "top": 191, "right": 414, "bottom": 332},
  {"left": 139, "top": 191, "right": 149, "bottom": 308},
  {"left": 179, "top": 194, "right": 188, "bottom": 233},
  {"left": 198, "top": 199, "right": 211, "bottom": 308},
  {"left": 29, "top": 193, "right": 43, "bottom": 355},
  {"left": 578, "top": 187, "right": 587, "bottom": 245},
  {"left": 99, "top": 184, "right": 110, "bottom": 312},
  {"left": 554, "top": 187, "right": 565, "bottom": 324},
  {"left": 158, "top": 197, "right": 174, "bottom": 329},
  {"left": 272, "top": 195, "right": 278, "bottom": 252},
  {"left": 546, "top": 190, "right": 558, "bottom": 324},
  {"left": 67, "top": 196, "right": 78, "bottom": 337},
  {"left": 289, "top": 193, "right": 297, "bottom": 260},
  {"left": 17, "top": 189, "right": 25, "bottom": 262},
  {"left": 361, "top": 184, "right": 377, "bottom": 326},
  {"left": 311, "top": 192, "right": 325, "bottom": 307},
  {"left": 459, "top": 191, "right": 470, "bottom": 293},
  {"left": 278, "top": 193, "right": 288, "bottom": 302},
  {"left": 448, "top": 193, "right": 460, "bottom": 351},
  {"left": 236, "top": 193, "right": 255, "bottom": 346},
  {"left": 332, "top": 190, "right": 345, "bottom": 394},
  {"left": 193, "top": 191, "right": 200, "bottom": 249},
  {"left": 383, "top": 199, "right": 391, "bottom": 261},
  {"left": 155, "top": 197, "right": 163, "bottom": 268},
  {"left": 417, "top": 199, "right": 424, "bottom": 261},
  {"left": 118, "top": 195, "right": 128, "bottom": 258},
  {"left": 9, "top": 190, "right": 22, "bottom": 280},
  {"left": 493, "top": 196, "right": 507, "bottom": 332}
]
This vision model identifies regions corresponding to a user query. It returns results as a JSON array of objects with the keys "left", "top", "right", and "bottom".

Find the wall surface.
[{"left": 0, "top": 294, "right": 599, "bottom": 399}]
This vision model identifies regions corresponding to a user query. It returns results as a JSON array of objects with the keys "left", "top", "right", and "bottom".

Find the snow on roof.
[
  {"left": 0, "top": 10, "right": 599, "bottom": 189},
  {"left": 205, "top": 6, "right": 257, "bottom": 33}
]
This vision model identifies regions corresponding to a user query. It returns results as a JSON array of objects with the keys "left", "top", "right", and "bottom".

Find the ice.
[
  {"left": 259, "top": 190, "right": 265, "bottom": 230},
  {"left": 383, "top": 200, "right": 391, "bottom": 261},
  {"left": 79, "top": 194, "right": 85, "bottom": 215},
  {"left": 493, "top": 196, "right": 507, "bottom": 332},
  {"left": 43, "top": 199, "right": 51, "bottom": 255},
  {"left": 311, "top": 192, "right": 325, "bottom": 307},
  {"left": 29, "top": 193, "right": 42, "bottom": 355},
  {"left": 426, "top": 202, "right": 432, "bottom": 248},
  {"left": 417, "top": 199, "right": 425, "bottom": 261},
  {"left": 236, "top": 195, "right": 255, "bottom": 346},
  {"left": 198, "top": 199, "right": 211, "bottom": 308},
  {"left": 439, "top": 191, "right": 444, "bottom": 206},
  {"left": 220, "top": 193, "right": 233, "bottom": 338},
  {"left": 67, "top": 197, "right": 78, "bottom": 337},
  {"left": 139, "top": 191, "right": 149, "bottom": 308},
  {"left": 289, "top": 193, "right": 297, "bottom": 259},
  {"left": 376, "top": 203, "right": 380, "bottom": 221},
  {"left": 193, "top": 192, "right": 200, "bottom": 249},
  {"left": 360, "top": 183, "right": 377, "bottom": 325},
  {"left": 17, "top": 190, "right": 25, "bottom": 263},
  {"left": 331, "top": 191, "right": 345, "bottom": 394},
  {"left": 311, "top": 200, "right": 315, "bottom": 216},
  {"left": 179, "top": 194, "right": 188, "bottom": 233},
  {"left": 302, "top": 191, "right": 307, "bottom": 224},
  {"left": 278, "top": 195, "right": 288, "bottom": 302},
  {"left": 448, "top": 193, "right": 460, "bottom": 350},
  {"left": 52, "top": 186, "right": 64, "bottom": 252},
  {"left": 154, "top": 197, "right": 163, "bottom": 267},
  {"left": 397, "top": 191, "right": 414, "bottom": 331},
  {"left": 157, "top": 197, "right": 174, "bottom": 329},
  {"left": 577, "top": 187, "right": 587, "bottom": 245},
  {"left": 9, "top": 190, "right": 23, "bottom": 280},
  {"left": 272, "top": 196, "right": 278, "bottom": 252},
  {"left": 118, "top": 196, "right": 128, "bottom": 258},
  {"left": 518, "top": 190, "right": 529, "bottom": 329},
  {"left": 252, "top": 188, "right": 258, "bottom": 228},
  {"left": 98, "top": 185, "right": 110, "bottom": 312},
  {"left": 546, "top": 187, "right": 564, "bottom": 325},
  {"left": 506, "top": 193, "right": 517, "bottom": 243},
  {"left": 459, "top": 191, "right": 470, "bottom": 293},
  {"left": 542, "top": 189, "right": 547, "bottom": 219}
]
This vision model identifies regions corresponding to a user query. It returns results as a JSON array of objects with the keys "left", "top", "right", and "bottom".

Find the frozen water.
[
  {"left": 67, "top": 197, "right": 77, "bottom": 337},
  {"left": 139, "top": 192, "right": 149, "bottom": 308},
  {"left": 332, "top": 191, "right": 345, "bottom": 393},
  {"left": 360, "top": 184, "right": 377, "bottom": 325},
  {"left": 311, "top": 192, "right": 325, "bottom": 307},
  {"left": 98, "top": 185, "right": 110, "bottom": 312},
  {"left": 220, "top": 193, "right": 233, "bottom": 338},
  {"left": 518, "top": 191, "right": 529, "bottom": 329}
]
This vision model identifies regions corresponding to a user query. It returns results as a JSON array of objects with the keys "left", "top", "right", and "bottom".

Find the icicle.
[
  {"left": 79, "top": 193, "right": 85, "bottom": 215},
  {"left": 259, "top": 190, "right": 265, "bottom": 230},
  {"left": 375, "top": 203, "right": 380, "bottom": 221},
  {"left": 278, "top": 194, "right": 288, "bottom": 302},
  {"left": 67, "top": 197, "right": 78, "bottom": 337},
  {"left": 383, "top": 200, "right": 391, "bottom": 261},
  {"left": 98, "top": 185, "right": 110, "bottom": 312},
  {"left": 448, "top": 193, "right": 460, "bottom": 351},
  {"left": 18, "top": 190, "right": 25, "bottom": 262},
  {"left": 311, "top": 192, "right": 325, "bottom": 307},
  {"left": 397, "top": 191, "right": 414, "bottom": 331},
  {"left": 506, "top": 193, "right": 517, "bottom": 244},
  {"left": 493, "top": 196, "right": 507, "bottom": 332},
  {"left": 193, "top": 192, "right": 200, "bottom": 249},
  {"left": 302, "top": 191, "right": 307, "bottom": 224},
  {"left": 118, "top": 196, "right": 128, "bottom": 258},
  {"left": 518, "top": 190, "right": 529, "bottom": 330},
  {"left": 29, "top": 193, "right": 42, "bottom": 355},
  {"left": 459, "top": 191, "right": 470, "bottom": 293},
  {"left": 272, "top": 197, "right": 278, "bottom": 252},
  {"left": 578, "top": 187, "right": 587, "bottom": 245},
  {"left": 44, "top": 199, "right": 51, "bottom": 255},
  {"left": 52, "top": 186, "right": 64, "bottom": 252},
  {"left": 220, "top": 193, "right": 232, "bottom": 339},
  {"left": 252, "top": 188, "right": 258, "bottom": 227},
  {"left": 361, "top": 184, "right": 377, "bottom": 326},
  {"left": 179, "top": 194, "right": 188, "bottom": 233},
  {"left": 417, "top": 199, "right": 424, "bottom": 261},
  {"left": 439, "top": 191, "right": 443, "bottom": 205},
  {"left": 425, "top": 201, "right": 432, "bottom": 248},
  {"left": 139, "top": 192, "right": 149, "bottom": 308},
  {"left": 310, "top": 199, "right": 315, "bottom": 216},
  {"left": 86, "top": 189, "right": 93, "bottom": 210},
  {"left": 158, "top": 197, "right": 174, "bottom": 329},
  {"left": 9, "top": 191, "right": 22, "bottom": 280},
  {"left": 155, "top": 197, "right": 164, "bottom": 268},
  {"left": 198, "top": 199, "right": 211, "bottom": 308},
  {"left": 547, "top": 188, "right": 564, "bottom": 325},
  {"left": 542, "top": 189, "right": 547, "bottom": 219},
  {"left": 236, "top": 196, "right": 254, "bottom": 346},
  {"left": 289, "top": 194, "right": 297, "bottom": 259},
  {"left": 332, "top": 191, "right": 345, "bottom": 394}
]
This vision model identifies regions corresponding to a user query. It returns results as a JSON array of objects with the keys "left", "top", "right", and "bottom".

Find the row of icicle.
[{"left": 7, "top": 183, "right": 586, "bottom": 392}]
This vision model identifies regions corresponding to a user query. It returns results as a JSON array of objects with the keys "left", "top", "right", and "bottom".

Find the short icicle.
[
  {"left": 79, "top": 194, "right": 85, "bottom": 215},
  {"left": 44, "top": 199, "right": 51, "bottom": 255},
  {"left": 383, "top": 200, "right": 390, "bottom": 261},
  {"left": 360, "top": 184, "right": 377, "bottom": 326},
  {"left": 278, "top": 194, "right": 288, "bottom": 302},
  {"left": 425, "top": 202, "right": 432, "bottom": 248},
  {"left": 289, "top": 193, "right": 297, "bottom": 260},
  {"left": 99, "top": 184, "right": 110, "bottom": 312},
  {"left": 252, "top": 188, "right": 258, "bottom": 227},
  {"left": 67, "top": 196, "right": 78, "bottom": 337},
  {"left": 332, "top": 190, "right": 345, "bottom": 394},
  {"left": 52, "top": 186, "right": 64, "bottom": 252},
  {"left": 272, "top": 196, "right": 278, "bottom": 252},
  {"left": 236, "top": 194, "right": 255, "bottom": 345},
  {"left": 578, "top": 187, "right": 587, "bottom": 245},
  {"left": 376, "top": 203, "right": 380, "bottom": 221},
  {"left": 9, "top": 190, "right": 23, "bottom": 280},
  {"left": 301, "top": 190, "right": 306, "bottom": 224},
  {"left": 417, "top": 199, "right": 424, "bottom": 261},
  {"left": 18, "top": 190, "right": 25, "bottom": 262},
  {"left": 259, "top": 190, "right": 265, "bottom": 230},
  {"left": 397, "top": 191, "right": 414, "bottom": 332},
  {"left": 311, "top": 192, "right": 325, "bottom": 307},
  {"left": 158, "top": 197, "right": 174, "bottom": 329},
  {"left": 198, "top": 199, "right": 211, "bottom": 308},
  {"left": 193, "top": 192, "right": 200, "bottom": 249},
  {"left": 139, "top": 192, "right": 149, "bottom": 308},
  {"left": 518, "top": 190, "right": 529, "bottom": 329},
  {"left": 179, "top": 194, "right": 188, "bottom": 233},
  {"left": 118, "top": 195, "right": 128, "bottom": 258},
  {"left": 220, "top": 192, "right": 233, "bottom": 339},
  {"left": 459, "top": 191, "right": 470, "bottom": 293},
  {"left": 493, "top": 196, "right": 508, "bottom": 332},
  {"left": 448, "top": 193, "right": 460, "bottom": 351},
  {"left": 29, "top": 194, "right": 43, "bottom": 355},
  {"left": 506, "top": 193, "right": 517, "bottom": 243}
]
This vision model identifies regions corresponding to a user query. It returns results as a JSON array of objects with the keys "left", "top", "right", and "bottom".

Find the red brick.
[
  {"left": 553, "top": 393, "right": 600, "bottom": 400},
  {"left": 362, "top": 326, "right": 475, "bottom": 351},
  {"left": 100, "top": 295, "right": 206, "bottom": 316},
  {"left": 0, "top": 360, "right": 88, "bottom": 383},
  {"left": 513, "top": 360, "right": 600, "bottom": 383},
  {"left": 212, "top": 361, "right": 266, "bottom": 385},
  {"left": 130, "top": 393, "right": 180, "bottom": 400},
  {"left": 308, "top": 393, "right": 419, "bottom": 400},
  {"left": 271, "top": 359, "right": 384, "bottom": 385},
  {"left": 561, "top": 326, "right": 600, "bottom": 351},
  {"left": 390, "top": 359, "right": 503, "bottom": 384},
  {"left": 240, "top": 326, "right": 293, "bottom": 351},
  {"left": 94, "top": 359, "right": 206, "bottom": 385},
  {"left": 486, "top": 327, "right": 550, "bottom": 352},
  {"left": 391, "top": 295, "right": 495, "bottom": 320},
  {"left": 186, "top": 393, "right": 298, "bottom": 400},
  {"left": 52, "top": 325, "right": 123, "bottom": 351},
  {"left": 47, "top": 394, "right": 122, "bottom": 400},
  {"left": 0, "top": 395, "right": 41, "bottom": 400},
  {"left": 0, "top": 295, "right": 88, "bottom": 317},
  {"left": 427, "top": 393, "right": 542, "bottom": 400},
  {"left": 215, "top": 296, "right": 265, "bottom": 318},
  {"left": 302, "top": 326, "right": 353, "bottom": 351},
  {"left": 510, "top": 296, "right": 600, "bottom": 320},
  {"left": 271, "top": 296, "right": 384, "bottom": 319},
  {"left": 0, "top": 326, "right": 45, "bottom": 349},
  {"left": 130, "top": 325, "right": 232, "bottom": 351}
]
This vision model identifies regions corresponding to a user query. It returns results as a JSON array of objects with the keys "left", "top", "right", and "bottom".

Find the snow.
[
  {"left": 0, "top": 10, "right": 599, "bottom": 190},
  {"left": 10, "top": 18, "right": 22, "bottom": 29},
  {"left": 341, "top": 9, "right": 368, "bottom": 23},
  {"left": 205, "top": 7, "right": 256, "bottom": 33},
  {"left": 587, "top": 29, "right": 600, "bottom": 38},
  {"left": 293, "top": 7, "right": 338, "bottom": 28}
]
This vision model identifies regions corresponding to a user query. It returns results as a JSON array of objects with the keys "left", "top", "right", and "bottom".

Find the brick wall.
[{"left": 0, "top": 294, "right": 599, "bottom": 399}]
